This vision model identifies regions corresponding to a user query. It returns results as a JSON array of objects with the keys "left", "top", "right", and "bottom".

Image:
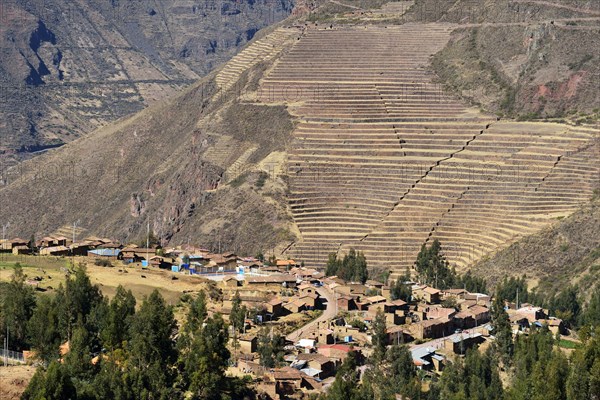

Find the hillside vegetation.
[
  {"left": 473, "top": 195, "right": 600, "bottom": 295},
  {"left": 415, "top": 0, "right": 600, "bottom": 119}
]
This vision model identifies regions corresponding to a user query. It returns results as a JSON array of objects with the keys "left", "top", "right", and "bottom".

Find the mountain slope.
[
  {"left": 0, "top": 0, "right": 294, "bottom": 160},
  {"left": 0, "top": 26, "right": 302, "bottom": 255},
  {"left": 0, "top": 0, "right": 598, "bottom": 274}
]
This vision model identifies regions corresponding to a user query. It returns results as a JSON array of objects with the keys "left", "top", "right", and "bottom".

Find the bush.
[{"left": 94, "top": 258, "right": 112, "bottom": 267}]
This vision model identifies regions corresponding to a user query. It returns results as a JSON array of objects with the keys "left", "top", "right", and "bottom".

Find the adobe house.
[
  {"left": 297, "top": 283, "right": 317, "bottom": 296},
  {"left": 509, "top": 313, "right": 530, "bottom": 332},
  {"left": 444, "top": 332, "right": 485, "bottom": 355},
  {"left": 411, "top": 347, "right": 445, "bottom": 373},
  {"left": 273, "top": 367, "right": 303, "bottom": 396},
  {"left": 284, "top": 298, "right": 306, "bottom": 314},
  {"left": 12, "top": 245, "right": 31, "bottom": 255},
  {"left": 88, "top": 248, "right": 121, "bottom": 258},
  {"left": 297, "top": 353, "right": 335, "bottom": 378},
  {"left": 467, "top": 305, "right": 490, "bottom": 325},
  {"left": 337, "top": 296, "right": 358, "bottom": 311},
  {"left": 317, "top": 329, "right": 334, "bottom": 345},
  {"left": 454, "top": 310, "right": 476, "bottom": 329},
  {"left": 413, "top": 285, "right": 441, "bottom": 304},
  {"left": 39, "top": 246, "right": 70, "bottom": 256},
  {"left": 238, "top": 335, "right": 258, "bottom": 354},
  {"left": 442, "top": 288, "right": 468, "bottom": 300},
  {"left": 381, "top": 285, "right": 391, "bottom": 299},
  {"left": 384, "top": 299, "right": 408, "bottom": 313},
  {"left": 517, "top": 306, "right": 547, "bottom": 322},
  {"left": 244, "top": 274, "right": 297, "bottom": 290},
  {"left": 222, "top": 276, "right": 240, "bottom": 288},
  {"left": 207, "top": 253, "right": 238, "bottom": 272},
  {"left": 366, "top": 279, "right": 384, "bottom": 289},
  {"left": 1, "top": 238, "right": 28, "bottom": 251},
  {"left": 347, "top": 283, "right": 368, "bottom": 296},
  {"left": 69, "top": 243, "right": 91, "bottom": 256},
  {"left": 266, "top": 298, "right": 283, "bottom": 317},
  {"left": 299, "top": 292, "right": 320, "bottom": 309},
  {"left": 538, "top": 318, "right": 566, "bottom": 335},
  {"left": 149, "top": 256, "right": 174, "bottom": 269},
  {"left": 425, "top": 307, "right": 457, "bottom": 321},
  {"left": 410, "top": 318, "right": 452, "bottom": 340},
  {"left": 386, "top": 326, "right": 413, "bottom": 345},
  {"left": 276, "top": 259, "right": 297, "bottom": 270}
]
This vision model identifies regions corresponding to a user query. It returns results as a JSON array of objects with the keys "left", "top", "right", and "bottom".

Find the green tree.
[
  {"left": 391, "top": 277, "right": 412, "bottom": 302},
  {"left": 567, "top": 327, "right": 600, "bottom": 400},
  {"left": 386, "top": 345, "right": 420, "bottom": 399},
  {"left": 230, "top": 291, "right": 247, "bottom": 333},
  {"left": 495, "top": 275, "right": 529, "bottom": 305},
  {"left": 186, "top": 290, "right": 208, "bottom": 334},
  {"left": 548, "top": 286, "right": 580, "bottom": 328},
  {"left": 64, "top": 318, "right": 95, "bottom": 379},
  {"left": 457, "top": 270, "right": 487, "bottom": 293},
  {"left": 22, "top": 361, "right": 77, "bottom": 400},
  {"left": 127, "top": 290, "right": 177, "bottom": 399},
  {"left": 129, "top": 290, "right": 176, "bottom": 368},
  {"left": 100, "top": 285, "right": 136, "bottom": 350},
  {"left": 27, "top": 295, "right": 61, "bottom": 364},
  {"left": 415, "top": 240, "right": 456, "bottom": 289},
  {"left": 28, "top": 234, "right": 36, "bottom": 252},
  {"left": 506, "top": 327, "right": 566, "bottom": 400},
  {"left": 371, "top": 310, "right": 388, "bottom": 363},
  {"left": 1, "top": 264, "right": 36, "bottom": 350},
  {"left": 322, "top": 350, "right": 363, "bottom": 400},
  {"left": 491, "top": 293, "right": 513, "bottom": 362},
  {"left": 91, "top": 357, "right": 132, "bottom": 400},
  {"left": 580, "top": 286, "right": 600, "bottom": 327},
  {"left": 55, "top": 265, "right": 103, "bottom": 342},
  {"left": 437, "top": 348, "right": 503, "bottom": 400},
  {"left": 257, "top": 327, "right": 284, "bottom": 368},
  {"left": 326, "top": 252, "right": 341, "bottom": 277},
  {"left": 185, "top": 314, "right": 231, "bottom": 399},
  {"left": 325, "top": 249, "right": 369, "bottom": 283}
]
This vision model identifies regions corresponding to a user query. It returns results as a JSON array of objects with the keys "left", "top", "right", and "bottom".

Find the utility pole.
[
  {"left": 146, "top": 221, "right": 150, "bottom": 268},
  {"left": 5, "top": 325, "right": 8, "bottom": 366},
  {"left": 71, "top": 220, "right": 79, "bottom": 268},
  {"left": 2, "top": 222, "right": 9, "bottom": 242}
]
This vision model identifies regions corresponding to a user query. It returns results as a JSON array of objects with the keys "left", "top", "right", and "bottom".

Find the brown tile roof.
[
  {"left": 273, "top": 367, "right": 303, "bottom": 380},
  {"left": 423, "top": 286, "right": 441, "bottom": 295},
  {"left": 296, "top": 353, "right": 331, "bottom": 365},
  {"left": 245, "top": 274, "right": 296, "bottom": 284}
]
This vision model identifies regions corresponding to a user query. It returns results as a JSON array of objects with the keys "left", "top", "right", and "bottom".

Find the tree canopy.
[{"left": 325, "top": 248, "right": 369, "bottom": 283}]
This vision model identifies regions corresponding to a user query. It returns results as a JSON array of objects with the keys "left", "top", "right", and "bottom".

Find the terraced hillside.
[
  {"left": 254, "top": 23, "right": 599, "bottom": 275},
  {"left": 1, "top": 1, "right": 598, "bottom": 275}
]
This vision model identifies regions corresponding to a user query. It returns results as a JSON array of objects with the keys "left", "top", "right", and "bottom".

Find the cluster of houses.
[
  {"left": 222, "top": 267, "right": 569, "bottom": 399},
  {"left": 4, "top": 235, "right": 569, "bottom": 398},
  {"left": 0, "top": 235, "right": 299, "bottom": 277}
]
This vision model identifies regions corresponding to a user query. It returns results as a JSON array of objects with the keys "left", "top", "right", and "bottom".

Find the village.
[{"left": 0, "top": 234, "right": 573, "bottom": 399}]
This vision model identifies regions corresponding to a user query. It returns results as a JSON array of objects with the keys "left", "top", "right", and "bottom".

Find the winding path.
[{"left": 286, "top": 285, "right": 337, "bottom": 343}]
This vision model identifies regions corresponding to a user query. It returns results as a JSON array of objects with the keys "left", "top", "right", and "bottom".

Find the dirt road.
[{"left": 286, "top": 285, "right": 337, "bottom": 343}]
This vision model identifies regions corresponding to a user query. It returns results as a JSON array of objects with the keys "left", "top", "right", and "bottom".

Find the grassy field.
[{"left": 0, "top": 254, "right": 210, "bottom": 305}]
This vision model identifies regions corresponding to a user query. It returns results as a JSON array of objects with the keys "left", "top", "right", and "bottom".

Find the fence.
[{"left": 1, "top": 348, "right": 25, "bottom": 364}]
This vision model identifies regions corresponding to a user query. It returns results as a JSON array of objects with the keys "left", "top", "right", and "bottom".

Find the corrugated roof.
[{"left": 89, "top": 248, "right": 121, "bottom": 257}]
